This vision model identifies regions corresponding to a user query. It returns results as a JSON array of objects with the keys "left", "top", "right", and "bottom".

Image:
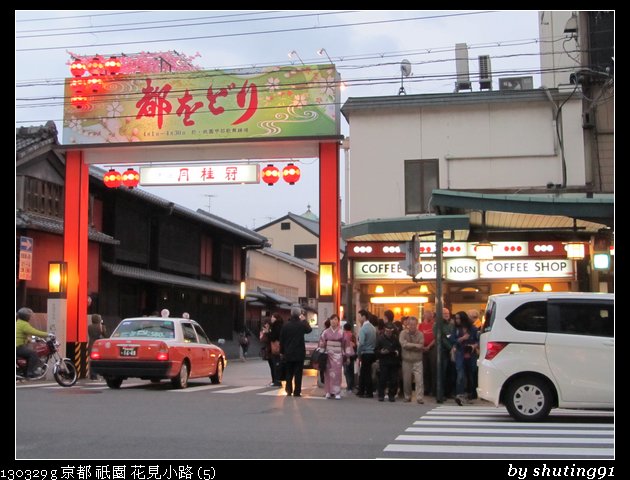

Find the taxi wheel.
[
  {"left": 106, "top": 377, "right": 123, "bottom": 389},
  {"left": 210, "top": 360, "right": 224, "bottom": 384},
  {"left": 171, "top": 361, "right": 189, "bottom": 389}
]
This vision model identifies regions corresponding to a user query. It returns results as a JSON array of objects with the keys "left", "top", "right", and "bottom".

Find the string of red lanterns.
[
  {"left": 261, "top": 163, "right": 301, "bottom": 186},
  {"left": 103, "top": 168, "right": 139, "bottom": 189},
  {"left": 69, "top": 55, "right": 122, "bottom": 109}
]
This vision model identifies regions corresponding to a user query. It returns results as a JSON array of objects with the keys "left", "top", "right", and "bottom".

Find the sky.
[{"left": 15, "top": 10, "right": 543, "bottom": 229}]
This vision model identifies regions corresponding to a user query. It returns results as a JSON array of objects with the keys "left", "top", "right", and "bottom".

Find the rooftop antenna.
[
  {"left": 203, "top": 194, "right": 217, "bottom": 213},
  {"left": 399, "top": 59, "right": 411, "bottom": 95}
]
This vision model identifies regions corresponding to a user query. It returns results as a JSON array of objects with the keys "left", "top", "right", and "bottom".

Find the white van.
[{"left": 478, "top": 292, "right": 614, "bottom": 421}]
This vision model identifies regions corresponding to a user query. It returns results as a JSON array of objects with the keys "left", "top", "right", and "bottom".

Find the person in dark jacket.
[
  {"left": 375, "top": 322, "right": 402, "bottom": 402},
  {"left": 279, "top": 306, "right": 312, "bottom": 397},
  {"left": 260, "top": 314, "right": 284, "bottom": 387}
]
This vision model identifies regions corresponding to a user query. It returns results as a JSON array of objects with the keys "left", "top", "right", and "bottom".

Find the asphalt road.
[{"left": 15, "top": 359, "right": 614, "bottom": 460}]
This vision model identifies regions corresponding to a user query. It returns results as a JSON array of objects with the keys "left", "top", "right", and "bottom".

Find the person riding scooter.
[{"left": 16, "top": 307, "right": 48, "bottom": 378}]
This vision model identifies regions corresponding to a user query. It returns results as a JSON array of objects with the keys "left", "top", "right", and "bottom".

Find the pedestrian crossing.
[
  {"left": 17, "top": 380, "right": 324, "bottom": 398},
  {"left": 379, "top": 405, "right": 614, "bottom": 459}
]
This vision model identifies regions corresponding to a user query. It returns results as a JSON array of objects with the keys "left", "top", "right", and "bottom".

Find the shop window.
[{"left": 405, "top": 159, "right": 438, "bottom": 214}]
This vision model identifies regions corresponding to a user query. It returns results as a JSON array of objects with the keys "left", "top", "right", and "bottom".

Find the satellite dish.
[
  {"left": 399, "top": 59, "right": 412, "bottom": 95},
  {"left": 401, "top": 59, "right": 412, "bottom": 77}
]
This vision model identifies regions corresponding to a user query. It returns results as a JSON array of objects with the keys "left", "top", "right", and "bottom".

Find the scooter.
[{"left": 16, "top": 334, "right": 78, "bottom": 387}]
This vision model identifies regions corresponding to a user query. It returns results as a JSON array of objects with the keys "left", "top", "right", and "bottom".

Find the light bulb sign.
[
  {"left": 139, "top": 164, "right": 260, "bottom": 186},
  {"left": 62, "top": 65, "right": 340, "bottom": 145}
]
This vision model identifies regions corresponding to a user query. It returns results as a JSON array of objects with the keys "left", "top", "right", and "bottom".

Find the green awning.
[
  {"left": 432, "top": 190, "right": 613, "bottom": 229},
  {"left": 342, "top": 214, "right": 470, "bottom": 242}
]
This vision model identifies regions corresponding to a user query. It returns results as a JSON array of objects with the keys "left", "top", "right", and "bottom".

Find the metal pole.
[{"left": 435, "top": 230, "right": 445, "bottom": 403}]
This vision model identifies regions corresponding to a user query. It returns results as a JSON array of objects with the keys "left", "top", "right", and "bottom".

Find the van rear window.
[
  {"left": 506, "top": 301, "right": 547, "bottom": 332},
  {"left": 112, "top": 320, "right": 175, "bottom": 339}
]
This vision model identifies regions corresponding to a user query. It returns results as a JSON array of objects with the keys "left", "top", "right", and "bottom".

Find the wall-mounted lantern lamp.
[
  {"left": 48, "top": 261, "right": 68, "bottom": 297},
  {"left": 319, "top": 263, "right": 334, "bottom": 300}
]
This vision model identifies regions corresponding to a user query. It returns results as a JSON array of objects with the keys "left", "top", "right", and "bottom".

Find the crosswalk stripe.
[
  {"left": 396, "top": 434, "right": 613, "bottom": 444},
  {"left": 215, "top": 386, "right": 266, "bottom": 394},
  {"left": 170, "top": 384, "right": 227, "bottom": 393},
  {"left": 412, "top": 420, "right": 612, "bottom": 427},
  {"left": 16, "top": 382, "right": 58, "bottom": 389},
  {"left": 381, "top": 405, "right": 614, "bottom": 459},
  {"left": 383, "top": 444, "right": 614, "bottom": 456},
  {"left": 405, "top": 426, "right": 613, "bottom": 435}
]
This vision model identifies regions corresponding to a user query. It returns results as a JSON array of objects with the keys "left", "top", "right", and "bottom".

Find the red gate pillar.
[
  {"left": 319, "top": 142, "right": 341, "bottom": 321},
  {"left": 64, "top": 150, "right": 89, "bottom": 344}
]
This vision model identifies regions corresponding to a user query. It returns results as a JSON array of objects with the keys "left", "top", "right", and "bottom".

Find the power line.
[
  {"left": 16, "top": 11, "right": 358, "bottom": 39},
  {"left": 16, "top": 11, "right": 498, "bottom": 52},
  {"left": 15, "top": 10, "right": 151, "bottom": 23},
  {"left": 16, "top": 10, "right": 281, "bottom": 34}
]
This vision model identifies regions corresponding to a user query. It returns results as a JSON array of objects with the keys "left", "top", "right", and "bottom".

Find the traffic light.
[{"left": 398, "top": 234, "right": 420, "bottom": 279}]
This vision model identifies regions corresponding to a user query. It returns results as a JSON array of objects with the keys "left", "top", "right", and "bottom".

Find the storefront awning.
[
  {"left": 257, "top": 286, "right": 294, "bottom": 306},
  {"left": 432, "top": 190, "right": 613, "bottom": 231},
  {"left": 341, "top": 214, "right": 470, "bottom": 242}
]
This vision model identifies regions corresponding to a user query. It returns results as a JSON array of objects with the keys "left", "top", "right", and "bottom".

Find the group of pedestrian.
[{"left": 351, "top": 307, "right": 480, "bottom": 405}]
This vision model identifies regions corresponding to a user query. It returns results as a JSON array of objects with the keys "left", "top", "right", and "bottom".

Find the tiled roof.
[
  {"left": 16, "top": 121, "right": 58, "bottom": 161},
  {"left": 88, "top": 165, "right": 268, "bottom": 246},
  {"left": 258, "top": 248, "right": 318, "bottom": 273},
  {"left": 16, "top": 210, "right": 119, "bottom": 244},
  {"left": 102, "top": 262, "right": 266, "bottom": 298}
]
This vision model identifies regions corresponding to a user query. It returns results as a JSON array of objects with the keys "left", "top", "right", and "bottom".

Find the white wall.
[
  {"left": 248, "top": 250, "right": 309, "bottom": 301},
  {"left": 256, "top": 220, "right": 318, "bottom": 260},
  {"left": 539, "top": 11, "right": 580, "bottom": 88},
  {"left": 347, "top": 95, "right": 586, "bottom": 223}
]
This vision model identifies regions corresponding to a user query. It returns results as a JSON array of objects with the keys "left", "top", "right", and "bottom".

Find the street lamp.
[{"left": 47, "top": 261, "right": 68, "bottom": 358}]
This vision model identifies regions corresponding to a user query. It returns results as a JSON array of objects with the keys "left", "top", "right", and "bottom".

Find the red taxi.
[{"left": 90, "top": 317, "right": 226, "bottom": 389}]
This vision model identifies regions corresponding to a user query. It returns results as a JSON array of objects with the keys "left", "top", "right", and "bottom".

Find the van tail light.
[
  {"left": 485, "top": 342, "right": 508, "bottom": 360},
  {"left": 156, "top": 343, "right": 169, "bottom": 361}
]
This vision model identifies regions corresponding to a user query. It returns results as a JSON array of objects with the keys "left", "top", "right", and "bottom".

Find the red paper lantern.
[
  {"left": 87, "top": 56, "right": 104, "bottom": 76},
  {"left": 70, "top": 61, "right": 86, "bottom": 77},
  {"left": 70, "top": 79, "right": 86, "bottom": 95},
  {"left": 282, "top": 163, "right": 301, "bottom": 185},
  {"left": 121, "top": 168, "right": 140, "bottom": 189},
  {"left": 261, "top": 164, "right": 280, "bottom": 186},
  {"left": 86, "top": 77, "right": 103, "bottom": 94},
  {"left": 70, "top": 96, "right": 89, "bottom": 110},
  {"left": 104, "top": 56, "right": 121, "bottom": 75},
  {"left": 103, "top": 169, "right": 122, "bottom": 188}
]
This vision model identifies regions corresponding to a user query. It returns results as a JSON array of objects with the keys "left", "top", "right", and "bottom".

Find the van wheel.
[
  {"left": 505, "top": 376, "right": 552, "bottom": 422},
  {"left": 171, "top": 362, "right": 189, "bottom": 389}
]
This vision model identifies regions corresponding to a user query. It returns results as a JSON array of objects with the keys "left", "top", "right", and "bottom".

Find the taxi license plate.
[{"left": 120, "top": 346, "right": 137, "bottom": 357}]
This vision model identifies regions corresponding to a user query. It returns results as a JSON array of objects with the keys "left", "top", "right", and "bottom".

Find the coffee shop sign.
[{"left": 354, "top": 258, "right": 573, "bottom": 280}]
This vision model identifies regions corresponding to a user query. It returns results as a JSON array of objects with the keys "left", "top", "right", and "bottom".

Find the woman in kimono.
[{"left": 319, "top": 314, "right": 346, "bottom": 399}]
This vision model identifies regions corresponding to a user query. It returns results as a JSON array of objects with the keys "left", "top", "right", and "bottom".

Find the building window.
[
  {"left": 404, "top": 159, "right": 438, "bottom": 214},
  {"left": 23, "top": 177, "right": 63, "bottom": 218},
  {"left": 294, "top": 244, "right": 317, "bottom": 259},
  {"left": 281, "top": 222, "right": 291, "bottom": 230}
]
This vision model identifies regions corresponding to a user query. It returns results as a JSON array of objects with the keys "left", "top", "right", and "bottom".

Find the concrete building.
[{"left": 340, "top": 11, "right": 613, "bottom": 320}]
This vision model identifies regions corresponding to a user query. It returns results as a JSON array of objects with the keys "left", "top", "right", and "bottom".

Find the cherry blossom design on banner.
[{"left": 62, "top": 58, "right": 340, "bottom": 144}]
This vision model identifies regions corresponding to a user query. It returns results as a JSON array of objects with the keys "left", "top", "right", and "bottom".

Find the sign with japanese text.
[
  {"left": 140, "top": 164, "right": 260, "bottom": 186},
  {"left": 63, "top": 65, "right": 340, "bottom": 144},
  {"left": 18, "top": 236, "right": 33, "bottom": 281}
]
